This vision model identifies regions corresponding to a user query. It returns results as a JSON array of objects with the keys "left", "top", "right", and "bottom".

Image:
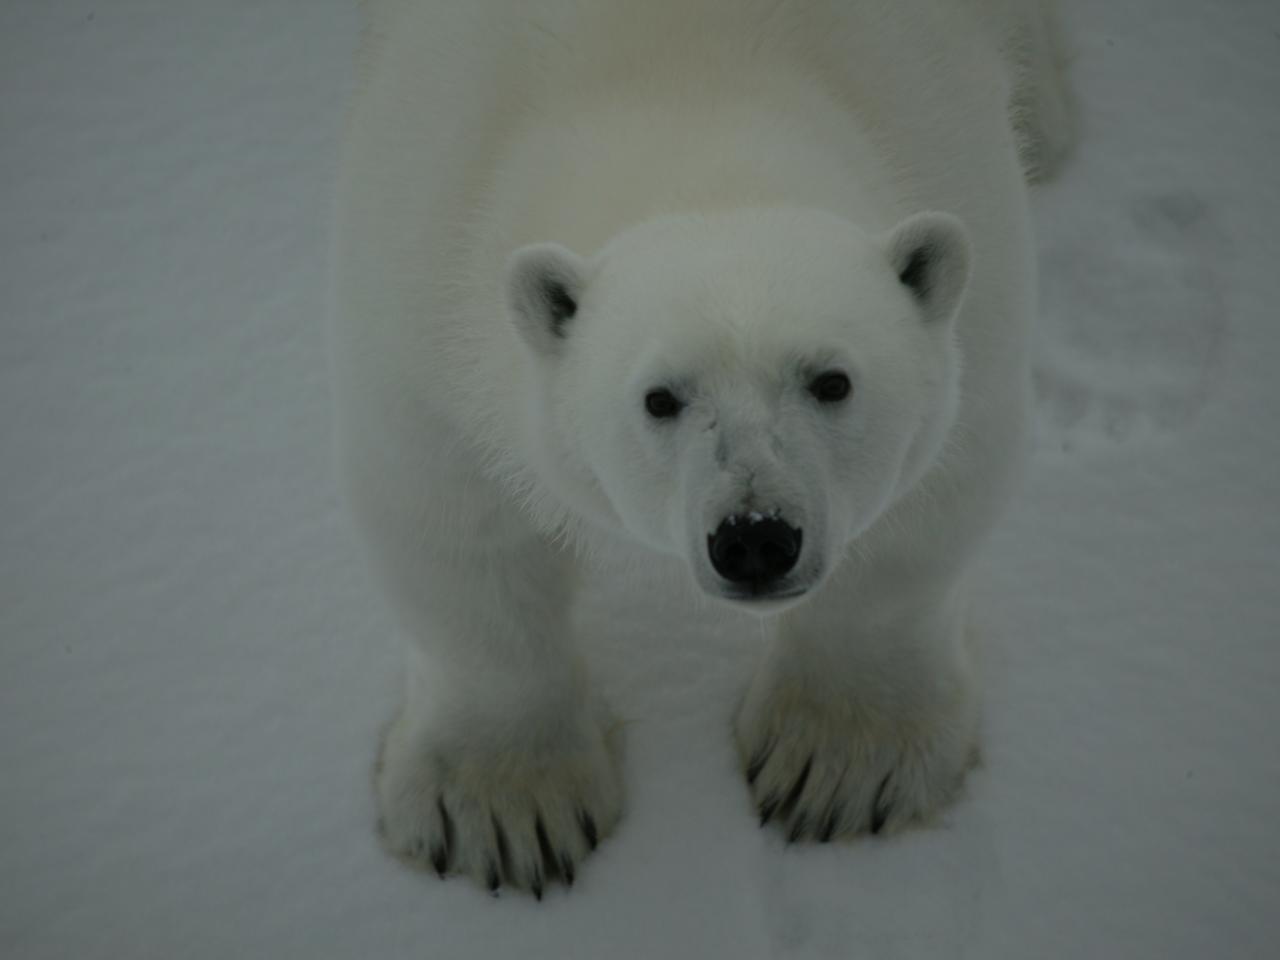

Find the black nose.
[{"left": 707, "top": 515, "right": 802, "bottom": 587}]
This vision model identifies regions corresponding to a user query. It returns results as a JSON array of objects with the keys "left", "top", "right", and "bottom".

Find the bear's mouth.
[
  {"left": 692, "top": 566, "right": 822, "bottom": 615},
  {"left": 722, "top": 585, "right": 808, "bottom": 603},
  {"left": 708, "top": 582, "right": 815, "bottom": 618}
]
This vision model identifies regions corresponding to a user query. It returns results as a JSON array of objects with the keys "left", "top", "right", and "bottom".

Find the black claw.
[
  {"left": 430, "top": 844, "right": 448, "bottom": 878},
  {"left": 559, "top": 854, "right": 575, "bottom": 888},
  {"left": 758, "top": 793, "right": 780, "bottom": 827},
  {"left": 579, "top": 811, "right": 598, "bottom": 851},
  {"left": 778, "top": 756, "right": 813, "bottom": 821},
  {"left": 746, "top": 745, "right": 773, "bottom": 786},
  {"left": 531, "top": 872, "right": 544, "bottom": 901},
  {"left": 437, "top": 797, "right": 455, "bottom": 851},
  {"left": 486, "top": 859, "right": 501, "bottom": 895},
  {"left": 491, "top": 813, "right": 513, "bottom": 880},
  {"left": 870, "top": 773, "right": 892, "bottom": 835},
  {"left": 787, "top": 815, "right": 808, "bottom": 844},
  {"left": 535, "top": 816, "right": 553, "bottom": 857},
  {"left": 533, "top": 814, "right": 563, "bottom": 887},
  {"left": 819, "top": 808, "right": 841, "bottom": 843}
]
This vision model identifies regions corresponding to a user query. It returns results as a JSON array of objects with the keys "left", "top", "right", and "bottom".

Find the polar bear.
[{"left": 331, "top": 0, "right": 1072, "bottom": 896}]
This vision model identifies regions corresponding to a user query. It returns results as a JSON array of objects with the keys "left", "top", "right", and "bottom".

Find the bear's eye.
[
  {"left": 809, "top": 371, "right": 852, "bottom": 404},
  {"left": 644, "top": 388, "right": 684, "bottom": 420}
]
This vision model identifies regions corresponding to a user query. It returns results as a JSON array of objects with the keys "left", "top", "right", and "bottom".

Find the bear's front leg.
[
  {"left": 376, "top": 658, "right": 622, "bottom": 897},
  {"left": 351, "top": 449, "right": 623, "bottom": 897},
  {"left": 735, "top": 571, "right": 980, "bottom": 842}
]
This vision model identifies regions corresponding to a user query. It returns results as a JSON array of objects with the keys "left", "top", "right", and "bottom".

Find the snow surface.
[{"left": 2, "top": 1, "right": 1278, "bottom": 957}]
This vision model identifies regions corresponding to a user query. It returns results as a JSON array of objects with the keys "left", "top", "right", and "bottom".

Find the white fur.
[{"left": 331, "top": 0, "right": 1072, "bottom": 893}]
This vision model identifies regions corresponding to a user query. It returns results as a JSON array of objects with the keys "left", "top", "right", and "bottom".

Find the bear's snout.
[{"left": 707, "top": 514, "right": 802, "bottom": 591}]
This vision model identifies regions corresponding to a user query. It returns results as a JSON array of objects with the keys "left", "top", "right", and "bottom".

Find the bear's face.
[{"left": 507, "top": 207, "right": 969, "bottom": 612}]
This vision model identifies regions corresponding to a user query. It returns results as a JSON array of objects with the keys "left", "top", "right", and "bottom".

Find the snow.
[{"left": 2, "top": 1, "right": 1277, "bottom": 957}]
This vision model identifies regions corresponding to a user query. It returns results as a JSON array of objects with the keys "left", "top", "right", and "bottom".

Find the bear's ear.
[
  {"left": 505, "top": 243, "right": 588, "bottom": 358},
  {"left": 882, "top": 212, "right": 972, "bottom": 326}
]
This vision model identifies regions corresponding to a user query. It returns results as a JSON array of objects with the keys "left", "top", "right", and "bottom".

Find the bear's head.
[{"left": 506, "top": 206, "right": 969, "bottom": 613}]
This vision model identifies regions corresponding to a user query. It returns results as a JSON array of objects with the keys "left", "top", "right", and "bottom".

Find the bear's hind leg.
[{"left": 1009, "top": 0, "right": 1078, "bottom": 183}]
